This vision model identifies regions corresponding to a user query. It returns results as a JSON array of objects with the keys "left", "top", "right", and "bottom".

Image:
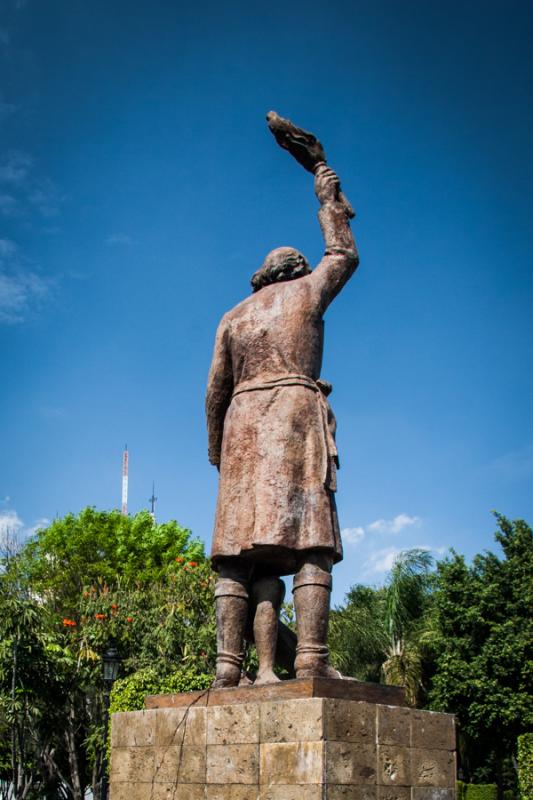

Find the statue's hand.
[{"left": 314, "top": 165, "right": 341, "bottom": 205}]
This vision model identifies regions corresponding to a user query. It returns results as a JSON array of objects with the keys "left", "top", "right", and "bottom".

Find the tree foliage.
[
  {"left": 429, "top": 515, "right": 533, "bottom": 788},
  {"left": 0, "top": 509, "right": 216, "bottom": 800}
]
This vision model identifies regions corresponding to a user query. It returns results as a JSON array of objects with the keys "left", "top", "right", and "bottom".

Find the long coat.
[{"left": 206, "top": 202, "right": 358, "bottom": 576}]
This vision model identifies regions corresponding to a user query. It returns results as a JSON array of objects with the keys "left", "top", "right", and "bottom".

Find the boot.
[
  {"left": 292, "top": 564, "right": 341, "bottom": 679},
  {"left": 212, "top": 577, "right": 249, "bottom": 688},
  {"left": 251, "top": 576, "right": 285, "bottom": 685}
]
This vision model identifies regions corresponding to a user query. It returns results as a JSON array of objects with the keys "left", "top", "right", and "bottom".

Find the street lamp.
[{"left": 101, "top": 642, "right": 120, "bottom": 800}]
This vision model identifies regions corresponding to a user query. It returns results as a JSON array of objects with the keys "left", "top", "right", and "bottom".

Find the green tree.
[
  {"left": 329, "top": 549, "right": 434, "bottom": 704},
  {"left": 0, "top": 508, "right": 216, "bottom": 800},
  {"left": 429, "top": 515, "right": 533, "bottom": 791}
]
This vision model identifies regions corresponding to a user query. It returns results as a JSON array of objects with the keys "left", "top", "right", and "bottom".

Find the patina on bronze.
[{"left": 206, "top": 112, "right": 359, "bottom": 688}]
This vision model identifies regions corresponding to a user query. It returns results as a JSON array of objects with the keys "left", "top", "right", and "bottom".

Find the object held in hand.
[{"left": 266, "top": 110, "right": 355, "bottom": 219}]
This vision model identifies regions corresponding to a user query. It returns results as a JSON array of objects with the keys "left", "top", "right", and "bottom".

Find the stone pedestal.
[{"left": 110, "top": 678, "right": 456, "bottom": 800}]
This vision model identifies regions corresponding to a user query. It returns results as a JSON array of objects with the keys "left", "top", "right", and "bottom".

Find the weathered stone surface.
[
  {"left": 377, "top": 786, "right": 411, "bottom": 800},
  {"left": 207, "top": 786, "right": 261, "bottom": 800},
  {"left": 151, "top": 784, "right": 205, "bottom": 800},
  {"left": 260, "top": 787, "right": 324, "bottom": 799},
  {"left": 154, "top": 745, "right": 205, "bottom": 783},
  {"left": 110, "top": 746, "right": 154, "bottom": 783},
  {"left": 154, "top": 706, "right": 206, "bottom": 747},
  {"left": 325, "top": 700, "right": 376, "bottom": 743},
  {"left": 111, "top": 710, "right": 156, "bottom": 748},
  {"left": 328, "top": 786, "right": 378, "bottom": 799},
  {"left": 260, "top": 741, "right": 324, "bottom": 785},
  {"left": 110, "top": 694, "right": 456, "bottom": 800},
  {"left": 109, "top": 783, "right": 153, "bottom": 800},
  {"left": 377, "top": 705, "right": 411, "bottom": 747},
  {"left": 412, "top": 789, "right": 455, "bottom": 800},
  {"left": 411, "top": 749, "right": 456, "bottom": 787},
  {"left": 326, "top": 742, "right": 377, "bottom": 785},
  {"left": 377, "top": 746, "right": 412, "bottom": 786},
  {"left": 260, "top": 698, "right": 324, "bottom": 742},
  {"left": 207, "top": 743, "right": 260, "bottom": 784},
  {"left": 411, "top": 712, "right": 455, "bottom": 751},
  {"left": 208, "top": 702, "right": 260, "bottom": 744}
]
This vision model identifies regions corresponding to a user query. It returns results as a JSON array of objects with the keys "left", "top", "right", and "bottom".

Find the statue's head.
[{"left": 251, "top": 247, "right": 311, "bottom": 293}]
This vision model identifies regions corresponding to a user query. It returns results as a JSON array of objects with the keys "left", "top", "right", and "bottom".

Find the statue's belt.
[{"left": 231, "top": 375, "right": 338, "bottom": 491}]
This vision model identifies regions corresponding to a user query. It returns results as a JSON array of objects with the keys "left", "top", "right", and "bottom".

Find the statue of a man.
[{"left": 206, "top": 114, "right": 359, "bottom": 688}]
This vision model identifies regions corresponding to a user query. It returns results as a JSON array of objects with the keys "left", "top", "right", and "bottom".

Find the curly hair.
[{"left": 251, "top": 247, "right": 310, "bottom": 292}]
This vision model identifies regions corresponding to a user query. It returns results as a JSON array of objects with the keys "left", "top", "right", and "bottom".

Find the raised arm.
[
  {"left": 310, "top": 163, "right": 359, "bottom": 312},
  {"left": 205, "top": 317, "right": 233, "bottom": 467}
]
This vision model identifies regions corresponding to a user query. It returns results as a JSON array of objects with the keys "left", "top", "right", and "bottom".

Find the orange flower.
[
  {"left": 95, "top": 613, "right": 106, "bottom": 620},
  {"left": 126, "top": 616, "right": 134, "bottom": 623},
  {"left": 111, "top": 603, "right": 118, "bottom": 609},
  {"left": 175, "top": 556, "right": 184, "bottom": 563},
  {"left": 188, "top": 561, "right": 198, "bottom": 567},
  {"left": 62, "top": 618, "right": 77, "bottom": 627}
]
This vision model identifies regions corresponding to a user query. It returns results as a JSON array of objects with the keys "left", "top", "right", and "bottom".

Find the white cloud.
[
  {"left": 367, "top": 513, "right": 421, "bottom": 535},
  {"left": 365, "top": 546, "right": 402, "bottom": 574},
  {"left": 106, "top": 232, "right": 133, "bottom": 246},
  {"left": 0, "top": 236, "right": 51, "bottom": 323},
  {"left": 341, "top": 526, "right": 365, "bottom": 546},
  {"left": 24, "top": 517, "right": 50, "bottom": 537},
  {"left": 0, "top": 510, "right": 24, "bottom": 537},
  {"left": 0, "top": 152, "right": 33, "bottom": 184},
  {"left": 0, "top": 268, "right": 49, "bottom": 323}
]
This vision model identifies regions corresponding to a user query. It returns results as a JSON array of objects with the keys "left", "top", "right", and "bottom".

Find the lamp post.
[{"left": 101, "top": 643, "right": 120, "bottom": 800}]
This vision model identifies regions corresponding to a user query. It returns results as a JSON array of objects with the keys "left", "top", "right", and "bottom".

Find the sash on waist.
[{"left": 231, "top": 374, "right": 339, "bottom": 492}]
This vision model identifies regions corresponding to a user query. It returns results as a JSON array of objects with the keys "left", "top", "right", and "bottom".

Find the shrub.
[
  {"left": 464, "top": 784, "right": 498, "bottom": 800},
  {"left": 109, "top": 665, "right": 212, "bottom": 715},
  {"left": 518, "top": 734, "right": 533, "bottom": 800}
]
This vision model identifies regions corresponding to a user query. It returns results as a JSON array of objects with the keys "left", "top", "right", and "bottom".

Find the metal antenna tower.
[
  {"left": 149, "top": 482, "right": 157, "bottom": 522},
  {"left": 121, "top": 445, "right": 129, "bottom": 516}
]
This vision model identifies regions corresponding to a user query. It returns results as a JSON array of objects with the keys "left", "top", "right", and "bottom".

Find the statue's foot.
[
  {"left": 254, "top": 668, "right": 281, "bottom": 686},
  {"left": 295, "top": 664, "right": 342, "bottom": 680},
  {"left": 211, "top": 662, "right": 241, "bottom": 689}
]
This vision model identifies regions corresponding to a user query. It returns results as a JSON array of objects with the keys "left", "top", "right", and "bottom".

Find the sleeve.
[
  {"left": 205, "top": 317, "right": 234, "bottom": 467},
  {"left": 310, "top": 201, "right": 359, "bottom": 313}
]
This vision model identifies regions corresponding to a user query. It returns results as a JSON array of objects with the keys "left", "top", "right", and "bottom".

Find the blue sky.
[{"left": 1, "top": 0, "right": 532, "bottom": 604}]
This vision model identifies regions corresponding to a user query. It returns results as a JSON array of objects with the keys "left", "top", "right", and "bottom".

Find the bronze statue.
[{"left": 206, "top": 112, "right": 359, "bottom": 687}]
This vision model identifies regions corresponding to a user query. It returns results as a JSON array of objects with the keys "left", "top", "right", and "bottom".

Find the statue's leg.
[
  {"left": 213, "top": 562, "right": 250, "bottom": 689},
  {"left": 251, "top": 576, "right": 285, "bottom": 685},
  {"left": 292, "top": 551, "right": 341, "bottom": 679}
]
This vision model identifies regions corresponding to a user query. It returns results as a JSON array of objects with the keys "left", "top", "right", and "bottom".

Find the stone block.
[
  {"left": 208, "top": 702, "right": 260, "bottom": 744},
  {"left": 260, "top": 741, "right": 324, "bottom": 785},
  {"left": 412, "top": 789, "right": 455, "bottom": 800},
  {"left": 111, "top": 710, "right": 156, "bottom": 748},
  {"left": 377, "top": 706, "right": 411, "bottom": 747},
  {"left": 109, "top": 782, "right": 153, "bottom": 800},
  {"left": 153, "top": 744, "right": 205, "bottom": 783},
  {"left": 261, "top": 698, "right": 324, "bottom": 742},
  {"left": 110, "top": 746, "right": 154, "bottom": 783},
  {"left": 328, "top": 787, "right": 378, "bottom": 800},
  {"left": 411, "top": 749, "right": 456, "bottom": 787},
  {"left": 207, "top": 786, "right": 261, "bottom": 800},
  {"left": 151, "top": 784, "right": 205, "bottom": 800},
  {"left": 207, "top": 743, "right": 260, "bottom": 784},
  {"left": 377, "top": 746, "right": 411, "bottom": 786},
  {"left": 377, "top": 786, "right": 411, "bottom": 800},
  {"left": 411, "top": 712, "right": 455, "bottom": 751},
  {"left": 324, "top": 700, "right": 376, "bottom": 743},
  {"left": 155, "top": 706, "right": 206, "bottom": 746},
  {"left": 326, "top": 742, "right": 377, "bottom": 785},
  {"left": 110, "top": 682, "right": 456, "bottom": 800},
  {"left": 260, "top": 787, "right": 324, "bottom": 799}
]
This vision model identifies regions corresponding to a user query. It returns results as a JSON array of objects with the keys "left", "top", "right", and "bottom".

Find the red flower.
[
  {"left": 188, "top": 561, "right": 198, "bottom": 568},
  {"left": 62, "top": 618, "right": 77, "bottom": 627},
  {"left": 126, "top": 616, "right": 134, "bottom": 623},
  {"left": 95, "top": 613, "right": 106, "bottom": 620},
  {"left": 111, "top": 603, "right": 118, "bottom": 609}
]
